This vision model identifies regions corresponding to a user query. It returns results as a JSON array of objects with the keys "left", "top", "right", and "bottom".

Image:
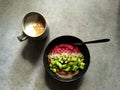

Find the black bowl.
[{"left": 43, "top": 35, "right": 90, "bottom": 82}]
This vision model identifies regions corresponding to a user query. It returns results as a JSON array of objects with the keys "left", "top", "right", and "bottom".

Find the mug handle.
[{"left": 17, "top": 32, "right": 28, "bottom": 41}]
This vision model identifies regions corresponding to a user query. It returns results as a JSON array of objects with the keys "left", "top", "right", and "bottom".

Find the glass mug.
[{"left": 17, "top": 12, "right": 49, "bottom": 41}]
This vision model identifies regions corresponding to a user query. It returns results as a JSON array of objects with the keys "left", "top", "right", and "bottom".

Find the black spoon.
[{"left": 74, "top": 38, "right": 110, "bottom": 45}]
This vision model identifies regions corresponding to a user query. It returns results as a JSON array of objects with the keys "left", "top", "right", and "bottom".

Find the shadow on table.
[
  {"left": 45, "top": 72, "right": 84, "bottom": 90},
  {"left": 21, "top": 36, "right": 49, "bottom": 65}
]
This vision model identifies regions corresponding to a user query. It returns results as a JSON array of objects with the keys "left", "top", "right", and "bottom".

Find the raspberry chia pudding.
[{"left": 48, "top": 43, "right": 85, "bottom": 78}]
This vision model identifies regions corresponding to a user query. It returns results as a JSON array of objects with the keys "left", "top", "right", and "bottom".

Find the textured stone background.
[{"left": 0, "top": 0, "right": 120, "bottom": 90}]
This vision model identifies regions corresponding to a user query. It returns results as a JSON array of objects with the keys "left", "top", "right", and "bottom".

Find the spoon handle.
[
  {"left": 74, "top": 39, "right": 110, "bottom": 45},
  {"left": 84, "top": 39, "right": 110, "bottom": 44}
]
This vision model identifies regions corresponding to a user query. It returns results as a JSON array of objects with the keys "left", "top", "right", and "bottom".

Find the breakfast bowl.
[{"left": 43, "top": 35, "right": 90, "bottom": 82}]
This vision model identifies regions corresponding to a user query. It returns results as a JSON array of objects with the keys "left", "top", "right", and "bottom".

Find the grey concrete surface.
[{"left": 0, "top": 0, "right": 120, "bottom": 90}]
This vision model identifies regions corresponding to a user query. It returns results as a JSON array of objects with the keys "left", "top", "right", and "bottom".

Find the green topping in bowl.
[{"left": 48, "top": 53, "right": 85, "bottom": 73}]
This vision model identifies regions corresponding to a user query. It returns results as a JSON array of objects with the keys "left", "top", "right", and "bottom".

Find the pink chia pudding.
[{"left": 48, "top": 43, "right": 85, "bottom": 78}]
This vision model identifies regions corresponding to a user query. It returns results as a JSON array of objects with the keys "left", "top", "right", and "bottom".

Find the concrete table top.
[{"left": 0, "top": 0, "right": 120, "bottom": 90}]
